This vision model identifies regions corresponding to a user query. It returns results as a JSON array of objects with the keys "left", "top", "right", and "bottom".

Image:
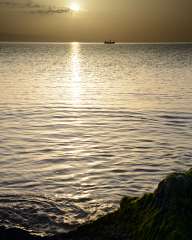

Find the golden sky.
[{"left": 0, "top": 0, "right": 192, "bottom": 42}]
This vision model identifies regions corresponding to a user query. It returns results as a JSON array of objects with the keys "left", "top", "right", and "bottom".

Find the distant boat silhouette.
[{"left": 104, "top": 40, "right": 115, "bottom": 44}]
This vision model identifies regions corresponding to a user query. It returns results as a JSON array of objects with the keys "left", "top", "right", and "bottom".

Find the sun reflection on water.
[{"left": 70, "top": 42, "right": 81, "bottom": 105}]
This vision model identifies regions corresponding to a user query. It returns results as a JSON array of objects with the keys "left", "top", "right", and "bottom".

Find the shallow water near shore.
[{"left": 0, "top": 43, "right": 192, "bottom": 236}]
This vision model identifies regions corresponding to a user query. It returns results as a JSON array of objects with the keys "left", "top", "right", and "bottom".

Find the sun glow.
[{"left": 70, "top": 2, "right": 80, "bottom": 12}]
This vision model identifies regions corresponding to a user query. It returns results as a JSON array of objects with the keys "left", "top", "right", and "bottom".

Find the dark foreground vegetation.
[{"left": 1, "top": 168, "right": 192, "bottom": 240}]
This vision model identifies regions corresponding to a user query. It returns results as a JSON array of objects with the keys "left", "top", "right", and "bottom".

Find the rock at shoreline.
[{"left": 1, "top": 169, "right": 192, "bottom": 240}]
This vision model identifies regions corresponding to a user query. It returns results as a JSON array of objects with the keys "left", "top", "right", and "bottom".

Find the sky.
[{"left": 0, "top": 0, "right": 192, "bottom": 42}]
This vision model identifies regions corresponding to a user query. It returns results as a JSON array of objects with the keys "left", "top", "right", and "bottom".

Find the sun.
[{"left": 70, "top": 2, "right": 80, "bottom": 12}]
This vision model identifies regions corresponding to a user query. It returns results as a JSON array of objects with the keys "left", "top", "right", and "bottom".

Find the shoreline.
[{"left": 1, "top": 168, "right": 192, "bottom": 240}]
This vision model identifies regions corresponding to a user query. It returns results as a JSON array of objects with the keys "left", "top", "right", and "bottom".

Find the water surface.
[{"left": 0, "top": 43, "right": 192, "bottom": 235}]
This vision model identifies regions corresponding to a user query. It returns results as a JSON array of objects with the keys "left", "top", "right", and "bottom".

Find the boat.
[{"left": 104, "top": 40, "right": 115, "bottom": 44}]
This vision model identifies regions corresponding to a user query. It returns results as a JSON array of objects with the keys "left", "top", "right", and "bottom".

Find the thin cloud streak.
[{"left": 0, "top": 0, "right": 72, "bottom": 15}]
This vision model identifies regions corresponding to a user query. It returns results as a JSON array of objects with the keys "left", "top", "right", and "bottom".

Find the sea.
[{"left": 0, "top": 43, "right": 191, "bottom": 236}]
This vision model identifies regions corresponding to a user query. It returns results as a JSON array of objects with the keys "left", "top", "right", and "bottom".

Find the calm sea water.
[{"left": 0, "top": 43, "right": 192, "bottom": 236}]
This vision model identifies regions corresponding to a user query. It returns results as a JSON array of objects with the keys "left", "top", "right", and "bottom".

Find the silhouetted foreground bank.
[{"left": 1, "top": 168, "right": 192, "bottom": 240}]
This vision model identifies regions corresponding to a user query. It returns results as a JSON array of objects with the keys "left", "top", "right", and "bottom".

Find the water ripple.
[{"left": 0, "top": 43, "right": 192, "bottom": 235}]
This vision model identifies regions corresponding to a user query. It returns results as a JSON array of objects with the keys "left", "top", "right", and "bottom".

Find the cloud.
[
  {"left": 0, "top": 0, "right": 23, "bottom": 7},
  {"left": 0, "top": 0, "right": 72, "bottom": 15},
  {"left": 29, "top": 6, "right": 71, "bottom": 15},
  {"left": 30, "top": 8, "right": 71, "bottom": 15},
  {"left": 0, "top": 0, "right": 36, "bottom": 8}
]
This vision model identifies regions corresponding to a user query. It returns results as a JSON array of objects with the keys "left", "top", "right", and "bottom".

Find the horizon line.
[{"left": 1, "top": 41, "right": 192, "bottom": 45}]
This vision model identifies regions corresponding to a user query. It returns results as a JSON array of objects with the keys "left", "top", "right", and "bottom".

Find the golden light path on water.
[{"left": 70, "top": 42, "right": 81, "bottom": 105}]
